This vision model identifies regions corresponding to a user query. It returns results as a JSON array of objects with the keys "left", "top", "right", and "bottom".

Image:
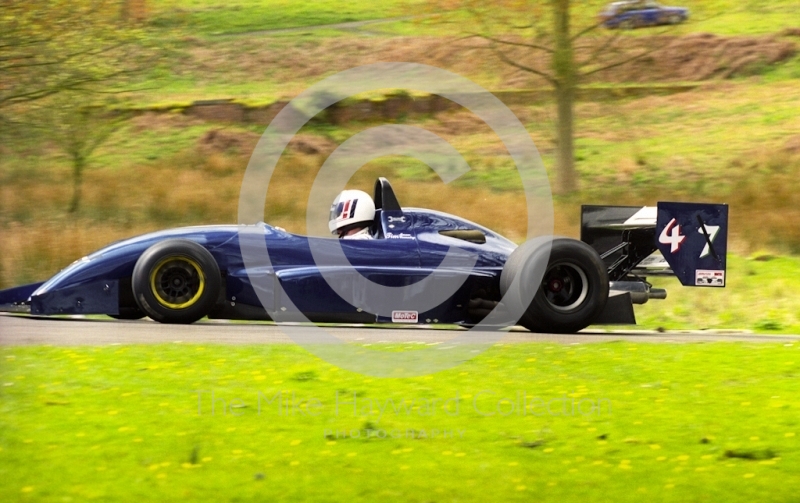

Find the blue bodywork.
[
  {"left": 0, "top": 177, "right": 728, "bottom": 329},
  {"left": 600, "top": 1, "right": 689, "bottom": 29},
  {"left": 0, "top": 200, "right": 516, "bottom": 326}
]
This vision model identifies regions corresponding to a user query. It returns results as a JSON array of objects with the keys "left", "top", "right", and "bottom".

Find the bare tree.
[
  {"left": 1, "top": 0, "right": 158, "bottom": 212},
  {"left": 0, "top": 0, "right": 154, "bottom": 111},
  {"left": 33, "top": 93, "right": 130, "bottom": 213},
  {"left": 435, "top": 0, "right": 665, "bottom": 194}
]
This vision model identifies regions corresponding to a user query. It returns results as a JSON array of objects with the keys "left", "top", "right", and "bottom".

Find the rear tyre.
[
  {"left": 132, "top": 239, "right": 221, "bottom": 324},
  {"left": 501, "top": 237, "right": 609, "bottom": 333}
]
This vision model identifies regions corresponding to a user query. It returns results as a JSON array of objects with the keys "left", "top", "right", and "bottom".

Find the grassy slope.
[
  {"left": 2, "top": 343, "right": 799, "bottom": 502},
  {"left": 151, "top": 0, "right": 428, "bottom": 35}
]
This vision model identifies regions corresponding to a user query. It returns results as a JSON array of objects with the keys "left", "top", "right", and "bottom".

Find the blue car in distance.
[{"left": 600, "top": 0, "right": 689, "bottom": 29}]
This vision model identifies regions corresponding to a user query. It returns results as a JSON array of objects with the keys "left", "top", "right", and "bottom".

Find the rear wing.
[{"left": 581, "top": 202, "right": 728, "bottom": 287}]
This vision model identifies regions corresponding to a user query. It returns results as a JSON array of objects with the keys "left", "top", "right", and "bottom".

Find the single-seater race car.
[{"left": 0, "top": 178, "right": 728, "bottom": 333}]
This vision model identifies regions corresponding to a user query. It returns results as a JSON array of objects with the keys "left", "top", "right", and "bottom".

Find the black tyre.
[
  {"left": 500, "top": 237, "right": 609, "bottom": 333},
  {"left": 132, "top": 239, "right": 221, "bottom": 324}
]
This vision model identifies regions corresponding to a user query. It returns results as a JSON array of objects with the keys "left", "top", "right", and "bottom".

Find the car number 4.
[{"left": 659, "top": 218, "right": 686, "bottom": 253}]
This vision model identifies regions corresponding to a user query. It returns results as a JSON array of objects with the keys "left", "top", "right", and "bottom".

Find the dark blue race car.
[
  {"left": 0, "top": 178, "right": 727, "bottom": 333},
  {"left": 600, "top": 0, "right": 689, "bottom": 29}
]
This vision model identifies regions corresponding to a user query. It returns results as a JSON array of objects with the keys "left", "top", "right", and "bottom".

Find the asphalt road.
[{"left": 2, "top": 314, "right": 799, "bottom": 346}]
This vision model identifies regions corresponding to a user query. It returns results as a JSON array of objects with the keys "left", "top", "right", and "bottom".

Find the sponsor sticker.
[
  {"left": 385, "top": 232, "right": 414, "bottom": 240},
  {"left": 391, "top": 310, "right": 419, "bottom": 323},
  {"left": 695, "top": 269, "right": 725, "bottom": 287}
]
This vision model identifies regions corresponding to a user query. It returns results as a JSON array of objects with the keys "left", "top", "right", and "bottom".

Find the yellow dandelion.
[
  {"left": 744, "top": 473, "right": 755, "bottom": 478},
  {"left": 650, "top": 444, "right": 661, "bottom": 450},
  {"left": 290, "top": 461, "right": 300, "bottom": 466},
  {"left": 400, "top": 465, "right": 410, "bottom": 470},
  {"left": 455, "top": 453, "right": 466, "bottom": 457},
  {"left": 544, "top": 448, "right": 554, "bottom": 453},
  {"left": 785, "top": 432, "right": 796, "bottom": 437},
  {"left": 516, "top": 485, "right": 527, "bottom": 491},
  {"left": 346, "top": 452, "right": 357, "bottom": 457},
  {"left": 21, "top": 487, "right": 34, "bottom": 493},
  {"left": 290, "top": 440, "right": 302, "bottom": 446},
  {"left": 508, "top": 462, "right": 518, "bottom": 466}
]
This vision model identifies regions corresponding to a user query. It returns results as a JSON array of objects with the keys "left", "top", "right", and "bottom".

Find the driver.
[{"left": 329, "top": 189, "right": 376, "bottom": 240}]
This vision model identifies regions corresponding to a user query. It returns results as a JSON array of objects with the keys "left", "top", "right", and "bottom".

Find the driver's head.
[{"left": 329, "top": 189, "right": 376, "bottom": 238}]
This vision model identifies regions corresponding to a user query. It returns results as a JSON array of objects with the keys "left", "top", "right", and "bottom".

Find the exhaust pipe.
[{"left": 609, "top": 281, "right": 667, "bottom": 304}]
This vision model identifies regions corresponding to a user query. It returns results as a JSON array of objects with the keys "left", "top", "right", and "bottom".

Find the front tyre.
[
  {"left": 501, "top": 237, "right": 609, "bottom": 333},
  {"left": 132, "top": 239, "right": 221, "bottom": 324}
]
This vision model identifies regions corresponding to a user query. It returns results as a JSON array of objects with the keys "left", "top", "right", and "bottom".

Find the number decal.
[
  {"left": 698, "top": 225, "right": 720, "bottom": 259},
  {"left": 658, "top": 217, "right": 686, "bottom": 253}
]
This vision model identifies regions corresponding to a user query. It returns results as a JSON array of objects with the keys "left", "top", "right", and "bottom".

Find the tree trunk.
[
  {"left": 554, "top": 82, "right": 576, "bottom": 194},
  {"left": 552, "top": 0, "right": 578, "bottom": 194},
  {"left": 69, "top": 155, "right": 85, "bottom": 213}
]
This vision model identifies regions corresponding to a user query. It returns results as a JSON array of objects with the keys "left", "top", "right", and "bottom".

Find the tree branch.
[
  {"left": 576, "top": 31, "right": 623, "bottom": 68},
  {"left": 470, "top": 32, "right": 554, "bottom": 53},
  {"left": 492, "top": 46, "right": 557, "bottom": 85},
  {"left": 579, "top": 44, "right": 662, "bottom": 78}
]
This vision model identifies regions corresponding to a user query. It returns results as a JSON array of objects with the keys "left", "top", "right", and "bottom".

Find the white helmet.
[{"left": 329, "top": 189, "right": 376, "bottom": 235}]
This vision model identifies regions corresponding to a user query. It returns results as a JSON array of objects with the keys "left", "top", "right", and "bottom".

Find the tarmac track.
[{"left": 2, "top": 314, "right": 799, "bottom": 346}]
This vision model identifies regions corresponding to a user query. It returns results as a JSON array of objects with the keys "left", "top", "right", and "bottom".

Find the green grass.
[
  {"left": 150, "top": 0, "right": 427, "bottom": 35},
  {"left": 1, "top": 342, "right": 799, "bottom": 501},
  {"left": 630, "top": 255, "right": 800, "bottom": 334}
]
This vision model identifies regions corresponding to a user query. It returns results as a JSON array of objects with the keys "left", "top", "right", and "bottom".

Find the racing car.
[{"left": 0, "top": 178, "right": 728, "bottom": 333}]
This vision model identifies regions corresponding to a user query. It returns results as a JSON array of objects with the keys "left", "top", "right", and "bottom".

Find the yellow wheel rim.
[{"left": 149, "top": 255, "right": 206, "bottom": 309}]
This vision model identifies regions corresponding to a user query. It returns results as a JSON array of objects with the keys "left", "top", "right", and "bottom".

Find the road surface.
[{"left": 2, "top": 314, "right": 798, "bottom": 346}]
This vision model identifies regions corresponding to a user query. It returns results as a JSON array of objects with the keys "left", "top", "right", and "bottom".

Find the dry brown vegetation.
[
  {"left": 3, "top": 122, "right": 799, "bottom": 288},
  {"left": 177, "top": 32, "right": 795, "bottom": 95}
]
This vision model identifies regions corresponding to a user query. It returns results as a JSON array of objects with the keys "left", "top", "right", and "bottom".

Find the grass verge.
[{"left": 1, "top": 342, "right": 799, "bottom": 501}]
